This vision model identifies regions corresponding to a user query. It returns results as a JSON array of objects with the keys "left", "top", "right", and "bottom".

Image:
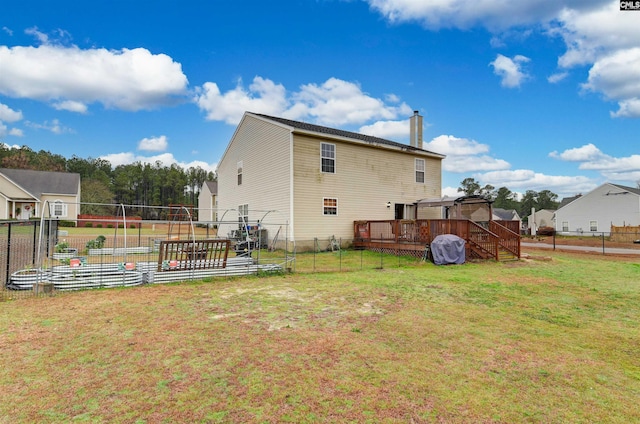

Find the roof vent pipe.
[{"left": 409, "top": 110, "right": 423, "bottom": 149}]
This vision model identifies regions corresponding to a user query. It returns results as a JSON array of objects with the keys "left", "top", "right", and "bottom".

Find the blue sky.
[{"left": 1, "top": 0, "right": 639, "bottom": 198}]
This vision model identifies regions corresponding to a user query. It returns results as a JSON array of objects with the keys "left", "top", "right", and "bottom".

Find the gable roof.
[
  {"left": 557, "top": 183, "right": 640, "bottom": 210},
  {"left": 493, "top": 208, "right": 520, "bottom": 221},
  {"left": 203, "top": 180, "right": 217, "bottom": 194},
  {"left": 558, "top": 194, "right": 582, "bottom": 209},
  {"left": 0, "top": 168, "right": 80, "bottom": 199},
  {"left": 251, "top": 113, "right": 445, "bottom": 159},
  {"left": 608, "top": 183, "right": 640, "bottom": 196}
]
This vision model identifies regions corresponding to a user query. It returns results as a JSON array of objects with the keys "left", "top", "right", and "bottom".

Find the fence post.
[
  {"left": 602, "top": 232, "right": 605, "bottom": 255},
  {"left": 339, "top": 238, "right": 342, "bottom": 272},
  {"left": 5, "top": 223, "right": 11, "bottom": 288}
]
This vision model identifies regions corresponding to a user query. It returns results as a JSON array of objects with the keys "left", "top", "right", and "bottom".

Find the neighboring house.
[
  {"left": 554, "top": 183, "right": 640, "bottom": 235},
  {"left": 524, "top": 209, "right": 555, "bottom": 235},
  {"left": 216, "top": 111, "right": 445, "bottom": 249},
  {"left": 198, "top": 180, "right": 218, "bottom": 222},
  {"left": 0, "top": 168, "right": 81, "bottom": 221},
  {"left": 492, "top": 208, "right": 521, "bottom": 229}
]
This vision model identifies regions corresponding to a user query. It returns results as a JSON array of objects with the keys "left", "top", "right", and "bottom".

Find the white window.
[
  {"left": 323, "top": 198, "right": 338, "bottom": 216},
  {"left": 237, "top": 161, "right": 243, "bottom": 185},
  {"left": 321, "top": 143, "right": 335, "bottom": 173},
  {"left": 562, "top": 221, "right": 569, "bottom": 232},
  {"left": 53, "top": 200, "right": 67, "bottom": 218},
  {"left": 590, "top": 221, "right": 598, "bottom": 232},
  {"left": 415, "top": 158, "right": 425, "bottom": 183},
  {"left": 238, "top": 204, "right": 249, "bottom": 224}
]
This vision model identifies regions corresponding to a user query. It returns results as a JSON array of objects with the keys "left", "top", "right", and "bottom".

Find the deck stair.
[{"left": 354, "top": 218, "right": 521, "bottom": 262}]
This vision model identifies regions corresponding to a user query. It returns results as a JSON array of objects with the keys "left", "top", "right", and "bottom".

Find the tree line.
[
  {"left": 0, "top": 145, "right": 215, "bottom": 218},
  {"left": 458, "top": 177, "right": 560, "bottom": 219}
]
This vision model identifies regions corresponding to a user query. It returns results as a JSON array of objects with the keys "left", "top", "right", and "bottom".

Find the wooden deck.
[{"left": 353, "top": 219, "right": 521, "bottom": 261}]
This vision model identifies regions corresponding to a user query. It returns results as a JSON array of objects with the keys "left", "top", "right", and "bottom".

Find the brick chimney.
[{"left": 409, "top": 110, "right": 423, "bottom": 149}]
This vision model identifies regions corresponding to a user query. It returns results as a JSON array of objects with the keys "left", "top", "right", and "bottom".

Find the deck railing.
[
  {"left": 489, "top": 221, "right": 521, "bottom": 259},
  {"left": 354, "top": 219, "right": 521, "bottom": 261}
]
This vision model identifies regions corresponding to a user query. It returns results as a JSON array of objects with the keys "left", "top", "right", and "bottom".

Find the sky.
[{"left": 1, "top": 0, "right": 639, "bottom": 199}]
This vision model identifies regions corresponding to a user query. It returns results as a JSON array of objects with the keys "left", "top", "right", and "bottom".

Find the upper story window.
[
  {"left": 590, "top": 221, "right": 598, "bottom": 232},
  {"left": 321, "top": 143, "right": 335, "bottom": 173},
  {"left": 415, "top": 158, "right": 425, "bottom": 183},
  {"left": 237, "top": 161, "right": 243, "bottom": 185}
]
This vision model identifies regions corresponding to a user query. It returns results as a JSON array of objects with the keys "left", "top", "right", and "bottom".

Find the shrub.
[
  {"left": 107, "top": 224, "right": 114, "bottom": 228},
  {"left": 86, "top": 235, "right": 106, "bottom": 250},
  {"left": 130, "top": 224, "right": 137, "bottom": 229},
  {"left": 55, "top": 241, "right": 69, "bottom": 253},
  {"left": 96, "top": 224, "right": 103, "bottom": 228},
  {"left": 84, "top": 222, "right": 93, "bottom": 228},
  {"left": 58, "top": 220, "right": 76, "bottom": 227},
  {"left": 118, "top": 224, "right": 124, "bottom": 229}
]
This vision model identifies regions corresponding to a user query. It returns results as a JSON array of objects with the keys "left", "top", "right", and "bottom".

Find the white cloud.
[
  {"left": 0, "top": 103, "right": 23, "bottom": 122},
  {"left": 0, "top": 44, "right": 188, "bottom": 111},
  {"left": 581, "top": 47, "right": 640, "bottom": 118},
  {"left": 424, "top": 135, "right": 510, "bottom": 173},
  {"left": 194, "top": 76, "right": 412, "bottom": 127},
  {"left": 547, "top": 72, "right": 568, "bottom": 83},
  {"left": 368, "top": 1, "right": 640, "bottom": 119},
  {"left": 554, "top": 3, "right": 640, "bottom": 69},
  {"left": 194, "top": 77, "right": 288, "bottom": 124},
  {"left": 100, "top": 151, "right": 216, "bottom": 173},
  {"left": 490, "top": 54, "right": 531, "bottom": 88},
  {"left": 24, "top": 27, "right": 49, "bottom": 44},
  {"left": 291, "top": 78, "right": 412, "bottom": 126},
  {"left": 53, "top": 100, "right": 88, "bottom": 113},
  {"left": 26, "top": 118, "right": 72, "bottom": 134},
  {"left": 138, "top": 135, "right": 168, "bottom": 152},
  {"left": 479, "top": 169, "right": 595, "bottom": 194},
  {"left": 549, "top": 143, "right": 605, "bottom": 161},
  {"left": 359, "top": 119, "right": 411, "bottom": 139},
  {"left": 8, "top": 128, "right": 23, "bottom": 137},
  {"left": 366, "top": 0, "right": 604, "bottom": 31},
  {"left": 2, "top": 27, "right": 13, "bottom": 36},
  {"left": 550, "top": 143, "right": 640, "bottom": 182}
]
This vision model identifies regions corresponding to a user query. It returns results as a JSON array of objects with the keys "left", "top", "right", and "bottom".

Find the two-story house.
[{"left": 216, "top": 112, "right": 445, "bottom": 250}]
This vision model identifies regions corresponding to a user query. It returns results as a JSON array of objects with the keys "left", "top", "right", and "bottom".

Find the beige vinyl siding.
[
  {"left": 292, "top": 134, "right": 441, "bottom": 242},
  {"left": 197, "top": 184, "right": 215, "bottom": 222},
  {"left": 217, "top": 115, "right": 292, "bottom": 235},
  {"left": 0, "top": 174, "right": 32, "bottom": 198},
  {"left": 40, "top": 194, "right": 79, "bottom": 220},
  {"left": 0, "top": 197, "right": 8, "bottom": 219}
]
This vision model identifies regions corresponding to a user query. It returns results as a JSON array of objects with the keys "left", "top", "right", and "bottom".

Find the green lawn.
[{"left": 1, "top": 251, "right": 639, "bottom": 423}]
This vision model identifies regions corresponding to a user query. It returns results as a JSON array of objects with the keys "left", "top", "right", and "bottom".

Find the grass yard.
[{"left": 1, "top": 251, "right": 639, "bottom": 423}]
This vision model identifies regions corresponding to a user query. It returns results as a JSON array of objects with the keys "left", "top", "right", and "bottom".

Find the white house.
[
  {"left": 554, "top": 183, "right": 640, "bottom": 235},
  {"left": 216, "top": 111, "right": 445, "bottom": 249},
  {"left": 197, "top": 180, "right": 217, "bottom": 222},
  {"left": 524, "top": 208, "right": 555, "bottom": 235}
]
